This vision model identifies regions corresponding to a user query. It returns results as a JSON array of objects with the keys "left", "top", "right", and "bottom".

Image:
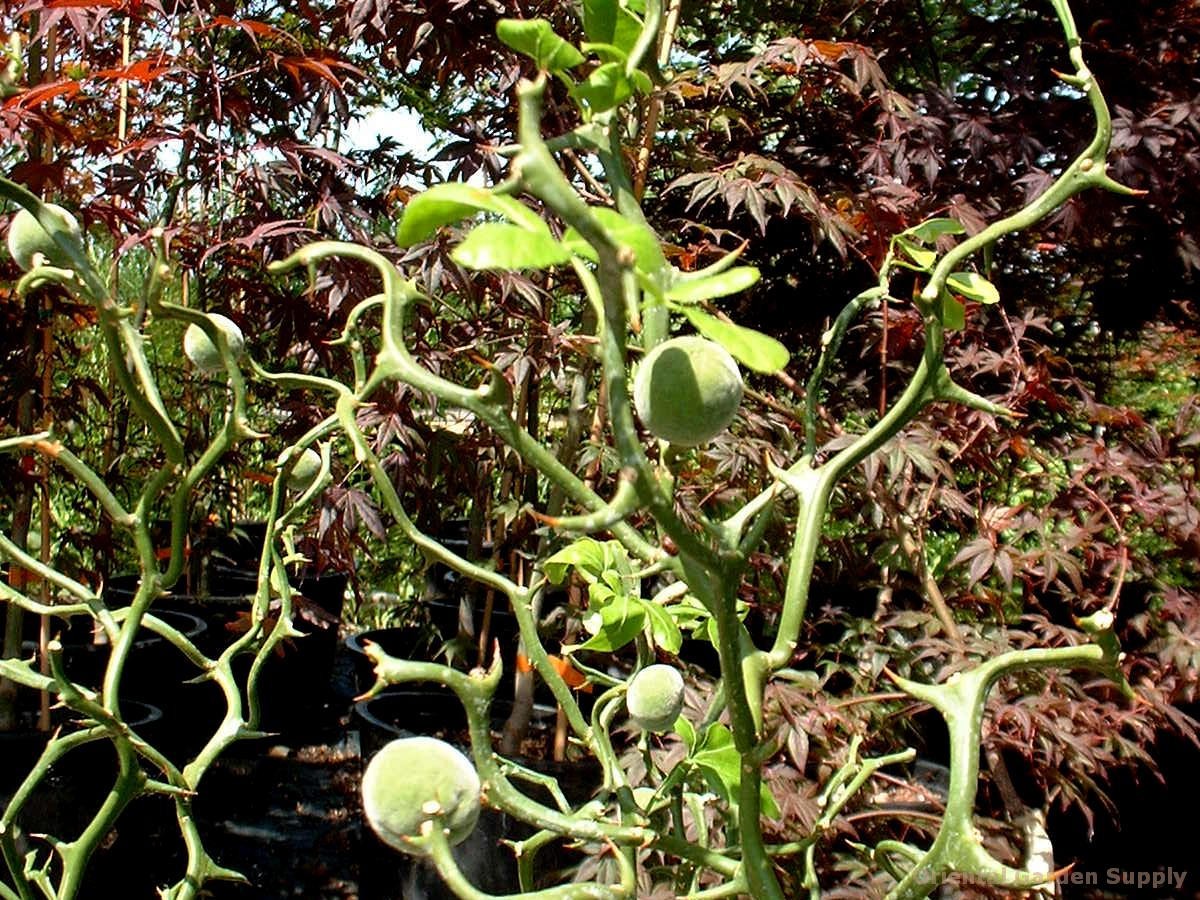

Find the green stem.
[
  {"left": 269, "top": 243, "right": 659, "bottom": 565},
  {"left": 804, "top": 286, "right": 887, "bottom": 456},
  {"left": 735, "top": 761, "right": 784, "bottom": 900},
  {"left": 765, "top": 464, "right": 832, "bottom": 671},
  {"left": 513, "top": 78, "right": 718, "bottom": 570},
  {"left": 885, "top": 640, "right": 1126, "bottom": 899}
]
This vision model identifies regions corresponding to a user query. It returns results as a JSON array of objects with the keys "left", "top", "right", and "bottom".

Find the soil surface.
[
  {"left": 194, "top": 733, "right": 364, "bottom": 899},
  {"left": 187, "top": 638, "right": 370, "bottom": 899}
]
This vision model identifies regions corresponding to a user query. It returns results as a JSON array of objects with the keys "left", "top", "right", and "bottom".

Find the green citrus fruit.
[
  {"left": 626, "top": 664, "right": 685, "bottom": 733},
  {"left": 183, "top": 314, "right": 245, "bottom": 373},
  {"left": 361, "top": 736, "right": 481, "bottom": 855},
  {"left": 279, "top": 447, "right": 322, "bottom": 492},
  {"left": 633, "top": 336, "right": 743, "bottom": 446},
  {"left": 6, "top": 203, "right": 83, "bottom": 271}
]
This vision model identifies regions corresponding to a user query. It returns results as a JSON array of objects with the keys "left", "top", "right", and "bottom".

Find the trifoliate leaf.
[
  {"left": 581, "top": 0, "right": 618, "bottom": 43},
  {"left": 895, "top": 237, "right": 936, "bottom": 271},
  {"left": 562, "top": 207, "right": 667, "bottom": 274}
]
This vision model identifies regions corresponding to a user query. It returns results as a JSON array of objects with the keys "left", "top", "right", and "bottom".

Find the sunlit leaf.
[
  {"left": 573, "top": 62, "right": 632, "bottom": 113},
  {"left": 895, "top": 237, "right": 936, "bottom": 270},
  {"left": 581, "top": 42, "right": 628, "bottom": 63},
  {"left": 906, "top": 218, "right": 966, "bottom": 243},
  {"left": 452, "top": 223, "right": 570, "bottom": 270},
  {"left": 761, "top": 782, "right": 781, "bottom": 818},
  {"left": 396, "top": 183, "right": 541, "bottom": 246},
  {"left": 664, "top": 265, "right": 760, "bottom": 304},
  {"left": 562, "top": 208, "right": 667, "bottom": 274},
  {"left": 581, "top": 0, "right": 618, "bottom": 43},
  {"left": 681, "top": 307, "right": 790, "bottom": 374},
  {"left": 940, "top": 291, "right": 965, "bottom": 330},
  {"left": 574, "top": 593, "right": 646, "bottom": 652},
  {"left": 544, "top": 537, "right": 607, "bottom": 585},
  {"left": 644, "top": 602, "right": 683, "bottom": 655},
  {"left": 677, "top": 715, "right": 697, "bottom": 752},
  {"left": 947, "top": 271, "right": 1001, "bottom": 304},
  {"left": 496, "top": 19, "right": 584, "bottom": 72},
  {"left": 612, "top": 6, "right": 644, "bottom": 54},
  {"left": 693, "top": 724, "right": 739, "bottom": 797}
]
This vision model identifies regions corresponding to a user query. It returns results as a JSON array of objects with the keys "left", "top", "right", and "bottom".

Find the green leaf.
[
  {"left": 543, "top": 537, "right": 606, "bottom": 585},
  {"left": 452, "top": 223, "right": 570, "bottom": 271},
  {"left": 906, "top": 218, "right": 965, "bottom": 243},
  {"left": 396, "top": 183, "right": 542, "bottom": 246},
  {"left": 575, "top": 592, "right": 646, "bottom": 652},
  {"left": 940, "top": 291, "right": 965, "bottom": 330},
  {"left": 894, "top": 237, "right": 936, "bottom": 271},
  {"left": 760, "top": 782, "right": 781, "bottom": 819},
  {"left": 573, "top": 61, "right": 632, "bottom": 113},
  {"left": 681, "top": 307, "right": 790, "bottom": 374},
  {"left": 690, "top": 723, "right": 779, "bottom": 816},
  {"left": 644, "top": 602, "right": 683, "bottom": 655},
  {"left": 581, "top": 42, "right": 627, "bottom": 63},
  {"left": 396, "top": 184, "right": 492, "bottom": 246},
  {"left": 665, "top": 265, "right": 760, "bottom": 304},
  {"left": 677, "top": 715, "right": 697, "bottom": 752},
  {"left": 693, "top": 724, "right": 740, "bottom": 801},
  {"left": 600, "top": 569, "right": 625, "bottom": 594},
  {"left": 497, "top": 19, "right": 584, "bottom": 72},
  {"left": 562, "top": 207, "right": 667, "bottom": 274},
  {"left": 581, "top": 0, "right": 618, "bottom": 43},
  {"left": 598, "top": 539, "right": 638, "bottom": 593},
  {"left": 947, "top": 271, "right": 1000, "bottom": 304},
  {"left": 670, "top": 603, "right": 709, "bottom": 632},
  {"left": 612, "top": 6, "right": 643, "bottom": 54}
]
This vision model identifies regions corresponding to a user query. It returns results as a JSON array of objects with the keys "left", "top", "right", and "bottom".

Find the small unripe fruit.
[
  {"left": 183, "top": 314, "right": 245, "bottom": 373},
  {"left": 626, "top": 664, "right": 685, "bottom": 733},
  {"left": 6, "top": 204, "right": 83, "bottom": 271},
  {"left": 279, "top": 447, "right": 322, "bottom": 492},
  {"left": 361, "top": 737, "right": 481, "bottom": 855},
  {"left": 633, "top": 336, "right": 743, "bottom": 446}
]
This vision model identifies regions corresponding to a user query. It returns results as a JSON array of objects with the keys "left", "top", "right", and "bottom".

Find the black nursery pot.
[
  {"left": 57, "top": 608, "right": 207, "bottom": 690},
  {"left": 107, "top": 570, "right": 346, "bottom": 741},
  {"left": 355, "top": 687, "right": 454, "bottom": 757},
  {"left": 25, "top": 701, "right": 186, "bottom": 900},
  {"left": 203, "top": 520, "right": 350, "bottom": 617},
  {"left": 344, "top": 598, "right": 520, "bottom": 697},
  {"left": 354, "top": 690, "right": 600, "bottom": 806},
  {"left": 354, "top": 689, "right": 599, "bottom": 900},
  {"left": 4, "top": 700, "right": 167, "bottom": 839},
  {"left": 350, "top": 588, "right": 540, "bottom": 683},
  {"left": 205, "top": 561, "right": 349, "bottom": 619},
  {"left": 354, "top": 687, "right": 514, "bottom": 900},
  {"left": 205, "top": 563, "right": 348, "bottom": 738},
  {"left": 428, "top": 595, "right": 519, "bottom": 656},
  {"left": 344, "top": 626, "right": 428, "bottom": 698},
  {"left": 206, "top": 520, "right": 268, "bottom": 569},
  {"left": 21, "top": 604, "right": 215, "bottom": 755}
]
